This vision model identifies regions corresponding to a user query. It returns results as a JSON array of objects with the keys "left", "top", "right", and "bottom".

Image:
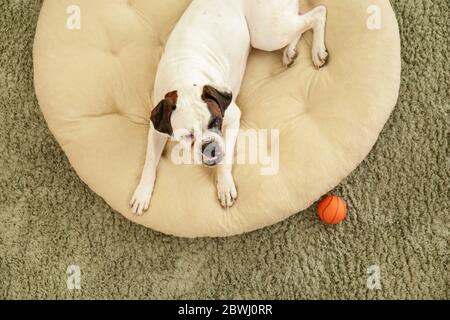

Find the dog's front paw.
[
  {"left": 282, "top": 47, "right": 298, "bottom": 67},
  {"left": 216, "top": 172, "right": 238, "bottom": 208},
  {"left": 130, "top": 181, "right": 154, "bottom": 216}
]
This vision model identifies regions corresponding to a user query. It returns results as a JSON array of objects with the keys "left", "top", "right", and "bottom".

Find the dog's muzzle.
[{"left": 201, "top": 139, "right": 223, "bottom": 167}]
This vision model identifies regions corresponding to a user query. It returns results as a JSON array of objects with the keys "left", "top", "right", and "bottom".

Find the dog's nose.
[{"left": 201, "top": 141, "right": 223, "bottom": 166}]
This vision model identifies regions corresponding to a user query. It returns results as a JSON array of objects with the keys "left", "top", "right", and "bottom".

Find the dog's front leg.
[
  {"left": 130, "top": 128, "right": 167, "bottom": 215},
  {"left": 217, "top": 102, "right": 241, "bottom": 208}
]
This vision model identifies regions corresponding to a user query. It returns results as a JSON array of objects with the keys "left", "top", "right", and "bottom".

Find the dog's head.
[{"left": 151, "top": 84, "right": 232, "bottom": 167}]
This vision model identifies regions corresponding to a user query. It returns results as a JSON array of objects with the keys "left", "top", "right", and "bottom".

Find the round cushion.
[{"left": 33, "top": 0, "right": 400, "bottom": 237}]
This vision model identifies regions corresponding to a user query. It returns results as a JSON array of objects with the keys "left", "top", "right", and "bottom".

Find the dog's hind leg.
[
  {"left": 246, "top": 1, "right": 328, "bottom": 68},
  {"left": 283, "top": 6, "right": 328, "bottom": 68},
  {"left": 310, "top": 6, "right": 328, "bottom": 69},
  {"left": 282, "top": 34, "right": 301, "bottom": 67}
]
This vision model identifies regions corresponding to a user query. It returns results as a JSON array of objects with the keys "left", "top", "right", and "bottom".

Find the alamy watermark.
[
  {"left": 366, "top": 264, "right": 382, "bottom": 290},
  {"left": 66, "top": 265, "right": 81, "bottom": 290},
  {"left": 367, "top": 5, "right": 382, "bottom": 30},
  {"left": 66, "top": 5, "right": 81, "bottom": 30},
  {"left": 170, "top": 128, "right": 280, "bottom": 176}
]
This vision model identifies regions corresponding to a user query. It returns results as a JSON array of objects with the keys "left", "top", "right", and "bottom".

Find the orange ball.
[{"left": 317, "top": 195, "right": 348, "bottom": 225}]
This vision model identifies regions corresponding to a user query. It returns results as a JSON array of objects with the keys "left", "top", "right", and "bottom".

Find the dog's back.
[{"left": 154, "top": 0, "right": 250, "bottom": 101}]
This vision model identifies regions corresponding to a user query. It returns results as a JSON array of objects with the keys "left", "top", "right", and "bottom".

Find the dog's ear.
[
  {"left": 150, "top": 91, "right": 177, "bottom": 136},
  {"left": 202, "top": 85, "right": 233, "bottom": 116}
]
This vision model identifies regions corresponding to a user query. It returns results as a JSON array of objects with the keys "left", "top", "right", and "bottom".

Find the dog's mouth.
[
  {"left": 202, "top": 154, "right": 223, "bottom": 167},
  {"left": 201, "top": 140, "right": 223, "bottom": 167}
]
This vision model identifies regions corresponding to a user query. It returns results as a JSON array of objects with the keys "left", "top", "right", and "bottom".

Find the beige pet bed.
[{"left": 34, "top": 0, "right": 400, "bottom": 237}]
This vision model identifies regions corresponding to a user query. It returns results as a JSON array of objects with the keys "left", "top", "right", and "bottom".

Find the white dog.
[{"left": 130, "top": 0, "right": 328, "bottom": 214}]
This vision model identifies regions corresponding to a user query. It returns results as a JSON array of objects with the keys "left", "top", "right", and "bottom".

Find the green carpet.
[{"left": 0, "top": 0, "right": 448, "bottom": 300}]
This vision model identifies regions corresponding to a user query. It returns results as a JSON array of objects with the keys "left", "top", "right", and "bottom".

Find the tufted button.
[{"left": 159, "top": 37, "right": 166, "bottom": 47}]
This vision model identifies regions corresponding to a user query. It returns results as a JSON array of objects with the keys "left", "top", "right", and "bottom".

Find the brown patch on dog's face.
[
  {"left": 201, "top": 85, "right": 233, "bottom": 131},
  {"left": 150, "top": 91, "right": 178, "bottom": 136}
]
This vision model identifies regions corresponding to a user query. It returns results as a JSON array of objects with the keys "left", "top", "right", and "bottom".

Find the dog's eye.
[{"left": 208, "top": 117, "right": 221, "bottom": 129}]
